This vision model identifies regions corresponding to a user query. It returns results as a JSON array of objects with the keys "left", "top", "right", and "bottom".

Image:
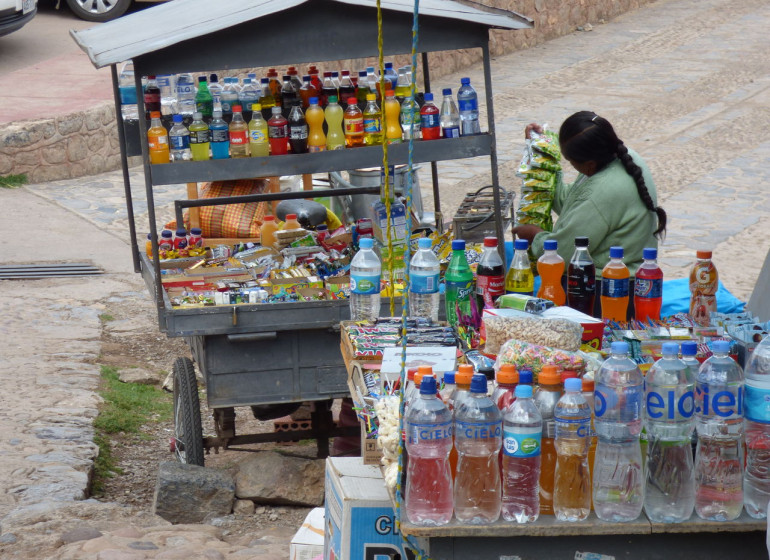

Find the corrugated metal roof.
[{"left": 71, "top": 0, "right": 532, "bottom": 69}]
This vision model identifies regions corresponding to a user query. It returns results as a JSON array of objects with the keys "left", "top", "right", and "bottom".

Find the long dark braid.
[{"left": 559, "top": 111, "right": 667, "bottom": 239}]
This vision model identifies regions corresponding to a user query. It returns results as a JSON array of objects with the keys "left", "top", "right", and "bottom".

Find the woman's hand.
[
  {"left": 525, "top": 123, "right": 543, "bottom": 140},
  {"left": 512, "top": 224, "right": 544, "bottom": 242}
]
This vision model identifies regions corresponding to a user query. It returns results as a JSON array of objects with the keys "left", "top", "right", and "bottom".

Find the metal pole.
[
  {"left": 481, "top": 44, "right": 505, "bottom": 260},
  {"left": 110, "top": 64, "right": 141, "bottom": 273},
  {"left": 422, "top": 51, "right": 441, "bottom": 228}
]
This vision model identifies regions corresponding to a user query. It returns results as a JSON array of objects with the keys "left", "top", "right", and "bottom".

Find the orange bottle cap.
[
  {"left": 386, "top": 89, "right": 395, "bottom": 96},
  {"left": 414, "top": 372, "right": 424, "bottom": 387},
  {"left": 418, "top": 365, "right": 433, "bottom": 375},
  {"left": 581, "top": 378, "right": 595, "bottom": 391},
  {"left": 497, "top": 364, "right": 519, "bottom": 385},
  {"left": 561, "top": 370, "right": 578, "bottom": 383},
  {"left": 696, "top": 250, "right": 712, "bottom": 259},
  {"left": 407, "top": 368, "right": 417, "bottom": 381},
  {"left": 150, "top": 111, "right": 161, "bottom": 118},
  {"left": 539, "top": 365, "right": 561, "bottom": 385},
  {"left": 455, "top": 364, "right": 474, "bottom": 385}
]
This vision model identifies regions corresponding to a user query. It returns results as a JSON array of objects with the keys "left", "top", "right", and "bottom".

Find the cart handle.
[{"left": 226, "top": 332, "right": 278, "bottom": 342}]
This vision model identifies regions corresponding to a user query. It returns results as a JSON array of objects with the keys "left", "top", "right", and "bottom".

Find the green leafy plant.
[{"left": 0, "top": 174, "right": 27, "bottom": 189}]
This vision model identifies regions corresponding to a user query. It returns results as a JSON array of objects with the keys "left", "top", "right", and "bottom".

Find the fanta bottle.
[
  {"left": 689, "top": 250, "right": 718, "bottom": 327},
  {"left": 537, "top": 239, "right": 566, "bottom": 306},
  {"left": 383, "top": 89, "right": 402, "bottom": 144},
  {"left": 600, "top": 246, "right": 630, "bottom": 322},
  {"left": 147, "top": 111, "right": 170, "bottom": 164},
  {"left": 306, "top": 97, "right": 326, "bottom": 152}
]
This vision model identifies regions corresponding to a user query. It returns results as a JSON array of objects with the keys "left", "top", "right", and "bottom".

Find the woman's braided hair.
[{"left": 558, "top": 111, "right": 667, "bottom": 238}]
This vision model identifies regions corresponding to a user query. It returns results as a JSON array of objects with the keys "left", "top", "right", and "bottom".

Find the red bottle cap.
[
  {"left": 286, "top": 214, "right": 298, "bottom": 220},
  {"left": 348, "top": 98, "right": 357, "bottom": 106},
  {"left": 561, "top": 369, "right": 578, "bottom": 384},
  {"left": 696, "top": 250, "right": 712, "bottom": 259},
  {"left": 263, "top": 215, "right": 275, "bottom": 222},
  {"left": 483, "top": 237, "right": 498, "bottom": 248}
]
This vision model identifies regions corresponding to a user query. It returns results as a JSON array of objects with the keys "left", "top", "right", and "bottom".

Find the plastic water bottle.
[
  {"left": 457, "top": 77, "right": 480, "bottom": 136},
  {"left": 440, "top": 371, "right": 456, "bottom": 405},
  {"left": 168, "top": 114, "right": 192, "bottom": 162},
  {"left": 405, "top": 375, "right": 454, "bottom": 526},
  {"left": 454, "top": 374, "right": 502, "bottom": 524},
  {"left": 238, "top": 78, "right": 260, "bottom": 118},
  {"left": 744, "top": 334, "right": 770, "bottom": 518},
  {"left": 440, "top": 88, "right": 460, "bottom": 138},
  {"left": 502, "top": 384, "right": 542, "bottom": 523},
  {"left": 593, "top": 341, "right": 645, "bottom": 522},
  {"left": 208, "top": 73, "right": 223, "bottom": 109},
  {"left": 220, "top": 77, "right": 239, "bottom": 119},
  {"left": 644, "top": 342, "right": 696, "bottom": 523},
  {"left": 118, "top": 61, "right": 138, "bottom": 120},
  {"left": 156, "top": 74, "right": 175, "bottom": 115},
  {"left": 409, "top": 237, "right": 440, "bottom": 323},
  {"left": 349, "top": 238, "right": 381, "bottom": 322},
  {"left": 695, "top": 339, "right": 744, "bottom": 520},
  {"left": 175, "top": 73, "right": 196, "bottom": 117},
  {"left": 553, "top": 378, "right": 592, "bottom": 521},
  {"left": 534, "top": 365, "right": 561, "bottom": 515}
]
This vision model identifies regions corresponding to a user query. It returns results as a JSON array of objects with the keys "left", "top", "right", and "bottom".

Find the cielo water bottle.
[
  {"left": 644, "top": 342, "right": 696, "bottom": 523},
  {"left": 454, "top": 373, "right": 502, "bottom": 524},
  {"left": 349, "top": 238, "right": 381, "bottom": 322},
  {"left": 744, "top": 334, "right": 770, "bottom": 518},
  {"left": 405, "top": 375, "right": 453, "bottom": 526},
  {"left": 553, "top": 378, "right": 592, "bottom": 522},
  {"left": 694, "top": 339, "right": 745, "bottom": 520},
  {"left": 502, "top": 384, "right": 542, "bottom": 523},
  {"left": 409, "top": 237, "right": 440, "bottom": 322},
  {"left": 593, "top": 341, "right": 645, "bottom": 522}
]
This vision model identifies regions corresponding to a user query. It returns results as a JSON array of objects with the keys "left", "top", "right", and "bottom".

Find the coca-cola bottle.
[
  {"left": 476, "top": 237, "right": 505, "bottom": 309},
  {"left": 567, "top": 236, "right": 596, "bottom": 316}
]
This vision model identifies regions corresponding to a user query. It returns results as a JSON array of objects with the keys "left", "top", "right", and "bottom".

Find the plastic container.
[
  {"left": 694, "top": 339, "right": 744, "bottom": 521},
  {"left": 554, "top": 377, "right": 592, "bottom": 521},
  {"left": 400, "top": 96, "right": 421, "bottom": 140},
  {"left": 601, "top": 246, "right": 630, "bottom": 322},
  {"left": 454, "top": 374, "right": 502, "bottom": 524},
  {"left": 505, "top": 239, "right": 533, "bottom": 295},
  {"left": 689, "top": 250, "right": 718, "bottom": 327},
  {"left": 409, "top": 237, "right": 440, "bottom": 323},
  {"left": 537, "top": 239, "right": 566, "bottom": 306},
  {"left": 288, "top": 100, "right": 308, "bottom": 154},
  {"left": 534, "top": 364, "right": 561, "bottom": 515},
  {"left": 209, "top": 110, "right": 229, "bottom": 160},
  {"left": 593, "top": 341, "right": 644, "bottom": 522},
  {"left": 502, "top": 384, "right": 542, "bottom": 523},
  {"left": 195, "top": 75, "right": 213, "bottom": 118},
  {"left": 175, "top": 72, "right": 196, "bottom": 117},
  {"left": 405, "top": 375, "right": 454, "bottom": 526},
  {"left": 281, "top": 214, "right": 301, "bottom": 231},
  {"left": 440, "top": 87, "right": 460, "bottom": 139},
  {"left": 567, "top": 236, "right": 596, "bottom": 316},
  {"left": 419, "top": 92, "right": 440, "bottom": 140},
  {"left": 267, "top": 106, "right": 289, "bottom": 155},
  {"left": 744, "top": 334, "right": 770, "bottom": 518},
  {"left": 476, "top": 237, "right": 505, "bottom": 309},
  {"left": 440, "top": 371, "right": 456, "bottom": 405},
  {"left": 147, "top": 111, "right": 170, "bottom": 164},
  {"left": 228, "top": 105, "right": 250, "bottom": 158},
  {"left": 343, "top": 97, "right": 364, "bottom": 148},
  {"left": 444, "top": 239, "right": 474, "bottom": 328},
  {"left": 325, "top": 96, "right": 345, "bottom": 150},
  {"left": 383, "top": 89, "right": 402, "bottom": 145},
  {"left": 493, "top": 363, "right": 519, "bottom": 413},
  {"left": 644, "top": 342, "right": 696, "bottom": 523},
  {"left": 260, "top": 215, "right": 279, "bottom": 248},
  {"left": 173, "top": 228, "right": 189, "bottom": 257},
  {"left": 634, "top": 247, "right": 663, "bottom": 322},
  {"left": 457, "top": 77, "right": 481, "bottom": 136},
  {"left": 450, "top": 364, "right": 475, "bottom": 479},
  {"left": 248, "top": 103, "right": 269, "bottom": 157},
  {"left": 189, "top": 112, "right": 210, "bottom": 161},
  {"left": 362, "top": 93, "right": 382, "bottom": 146},
  {"left": 306, "top": 97, "right": 326, "bottom": 152},
  {"left": 349, "top": 238, "right": 381, "bottom": 322},
  {"left": 143, "top": 75, "right": 161, "bottom": 120}
]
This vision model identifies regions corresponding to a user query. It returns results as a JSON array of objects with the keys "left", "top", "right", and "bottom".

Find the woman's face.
[{"left": 565, "top": 157, "right": 598, "bottom": 177}]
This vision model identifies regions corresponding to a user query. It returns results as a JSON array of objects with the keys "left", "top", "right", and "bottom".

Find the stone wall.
[{"left": 0, "top": 0, "right": 657, "bottom": 183}]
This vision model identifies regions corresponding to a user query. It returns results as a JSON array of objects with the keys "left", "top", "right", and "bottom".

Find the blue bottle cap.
[
  {"left": 172, "top": 114, "right": 182, "bottom": 123},
  {"left": 385, "top": 62, "right": 393, "bottom": 69},
  {"left": 161, "top": 230, "right": 173, "bottom": 238},
  {"left": 514, "top": 239, "right": 528, "bottom": 251},
  {"left": 452, "top": 239, "right": 466, "bottom": 251},
  {"left": 514, "top": 385, "right": 533, "bottom": 398},
  {"left": 261, "top": 77, "right": 269, "bottom": 84},
  {"left": 424, "top": 92, "right": 434, "bottom": 102},
  {"left": 442, "top": 88, "right": 452, "bottom": 96},
  {"left": 712, "top": 340, "right": 731, "bottom": 353},
  {"left": 564, "top": 378, "right": 583, "bottom": 392},
  {"left": 611, "top": 341, "right": 629, "bottom": 355},
  {"left": 681, "top": 341, "right": 698, "bottom": 356},
  {"left": 367, "top": 67, "right": 375, "bottom": 72},
  {"left": 609, "top": 246, "right": 624, "bottom": 259},
  {"left": 418, "top": 237, "right": 432, "bottom": 249},
  {"left": 359, "top": 238, "right": 374, "bottom": 250},
  {"left": 309, "top": 97, "right": 319, "bottom": 105},
  {"left": 420, "top": 375, "right": 437, "bottom": 395},
  {"left": 175, "top": 228, "right": 187, "bottom": 236},
  {"left": 190, "top": 227, "right": 202, "bottom": 235},
  {"left": 461, "top": 77, "right": 470, "bottom": 85},
  {"left": 543, "top": 239, "right": 557, "bottom": 251},
  {"left": 443, "top": 372, "right": 455, "bottom": 385},
  {"left": 519, "top": 369, "right": 533, "bottom": 384},
  {"left": 643, "top": 247, "right": 657, "bottom": 260},
  {"left": 662, "top": 342, "right": 679, "bottom": 355},
  {"left": 316, "top": 224, "right": 328, "bottom": 232},
  {"left": 359, "top": 70, "right": 367, "bottom": 77},
  {"left": 470, "top": 373, "right": 487, "bottom": 393}
]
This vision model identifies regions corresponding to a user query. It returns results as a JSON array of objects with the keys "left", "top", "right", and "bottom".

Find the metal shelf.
[{"left": 147, "top": 134, "right": 493, "bottom": 185}]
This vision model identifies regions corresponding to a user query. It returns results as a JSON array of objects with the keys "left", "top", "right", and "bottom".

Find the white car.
[
  {"left": 65, "top": 0, "right": 165, "bottom": 22},
  {"left": 0, "top": 0, "right": 36, "bottom": 37}
]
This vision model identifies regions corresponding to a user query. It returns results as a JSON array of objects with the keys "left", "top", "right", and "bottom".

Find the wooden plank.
[
  {"left": 302, "top": 173, "right": 313, "bottom": 192},
  {"left": 186, "top": 182, "right": 201, "bottom": 229}
]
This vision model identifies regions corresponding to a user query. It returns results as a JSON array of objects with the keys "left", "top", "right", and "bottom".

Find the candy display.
[{"left": 495, "top": 339, "right": 586, "bottom": 378}]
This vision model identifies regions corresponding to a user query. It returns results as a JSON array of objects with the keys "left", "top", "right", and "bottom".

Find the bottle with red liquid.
[
  {"left": 567, "top": 236, "right": 596, "bottom": 316},
  {"left": 537, "top": 239, "right": 566, "bottom": 306},
  {"left": 267, "top": 106, "right": 288, "bottom": 155},
  {"left": 307, "top": 65, "right": 323, "bottom": 93},
  {"left": 144, "top": 75, "right": 161, "bottom": 120},
  {"left": 476, "top": 236, "right": 505, "bottom": 309},
  {"left": 338, "top": 70, "right": 356, "bottom": 106},
  {"left": 420, "top": 92, "right": 441, "bottom": 140},
  {"left": 319, "top": 71, "right": 337, "bottom": 108},
  {"left": 634, "top": 247, "right": 663, "bottom": 322}
]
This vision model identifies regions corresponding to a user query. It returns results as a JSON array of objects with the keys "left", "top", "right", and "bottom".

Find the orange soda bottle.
[
  {"left": 383, "top": 89, "right": 402, "bottom": 144},
  {"left": 535, "top": 365, "right": 562, "bottom": 515},
  {"left": 450, "top": 364, "right": 474, "bottom": 480},
  {"left": 260, "top": 215, "right": 279, "bottom": 248},
  {"left": 689, "top": 249, "right": 718, "bottom": 326},
  {"left": 600, "top": 246, "right": 630, "bottom": 322},
  {"left": 305, "top": 97, "right": 326, "bottom": 152},
  {"left": 537, "top": 239, "right": 566, "bottom": 306},
  {"left": 147, "top": 111, "right": 170, "bottom": 164},
  {"left": 281, "top": 213, "right": 301, "bottom": 231},
  {"left": 343, "top": 97, "right": 364, "bottom": 148}
]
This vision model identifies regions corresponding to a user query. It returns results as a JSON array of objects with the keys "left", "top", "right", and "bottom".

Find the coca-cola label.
[
  {"left": 634, "top": 278, "right": 662, "bottom": 299},
  {"left": 229, "top": 130, "right": 248, "bottom": 145},
  {"left": 289, "top": 124, "right": 308, "bottom": 140},
  {"left": 601, "top": 277, "right": 629, "bottom": 299},
  {"left": 476, "top": 274, "right": 505, "bottom": 307}
]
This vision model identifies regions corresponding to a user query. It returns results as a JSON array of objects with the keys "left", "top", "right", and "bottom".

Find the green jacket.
[{"left": 531, "top": 149, "right": 658, "bottom": 277}]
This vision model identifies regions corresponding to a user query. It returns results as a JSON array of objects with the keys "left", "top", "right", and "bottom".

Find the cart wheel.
[{"left": 172, "top": 357, "right": 204, "bottom": 466}]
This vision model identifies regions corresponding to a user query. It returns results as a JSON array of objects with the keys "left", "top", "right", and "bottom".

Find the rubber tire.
[
  {"left": 172, "top": 357, "right": 204, "bottom": 466},
  {"left": 65, "top": 0, "right": 132, "bottom": 22}
]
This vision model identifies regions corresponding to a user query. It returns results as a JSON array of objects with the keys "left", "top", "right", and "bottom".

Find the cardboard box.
[
  {"left": 360, "top": 422, "right": 381, "bottom": 466},
  {"left": 290, "top": 507, "right": 325, "bottom": 560},
  {"left": 270, "top": 276, "right": 323, "bottom": 295},
  {"left": 325, "top": 276, "right": 351, "bottom": 298},
  {"left": 324, "top": 457, "right": 422, "bottom": 560}
]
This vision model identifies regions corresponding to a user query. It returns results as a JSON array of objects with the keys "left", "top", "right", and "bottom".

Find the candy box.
[
  {"left": 325, "top": 276, "right": 351, "bottom": 298},
  {"left": 270, "top": 276, "right": 323, "bottom": 295}
]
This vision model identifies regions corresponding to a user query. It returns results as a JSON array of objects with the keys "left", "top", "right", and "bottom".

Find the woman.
[{"left": 513, "top": 111, "right": 667, "bottom": 316}]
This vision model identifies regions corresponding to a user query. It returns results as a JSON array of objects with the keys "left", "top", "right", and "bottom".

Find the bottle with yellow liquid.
[
  {"left": 325, "top": 96, "right": 345, "bottom": 151},
  {"left": 306, "top": 97, "right": 326, "bottom": 152},
  {"left": 248, "top": 103, "right": 269, "bottom": 157},
  {"left": 188, "top": 112, "right": 210, "bottom": 161},
  {"left": 363, "top": 93, "right": 383, "bottom": 146},
  {"left": 383, "top": 89, "right": 402, "bottom": 144},
  {"left": 505, "top": 239, "right": 534, "bottom": 294}
]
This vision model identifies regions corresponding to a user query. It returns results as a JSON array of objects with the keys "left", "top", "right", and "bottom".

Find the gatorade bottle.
[
  {"left": 325, "top": 96, "right": 345, "bottom": 150},
  {"left": 267, "top": 107, "right": 289, "bottom": 156},
  {"left": 306, "top": 97, "right": 326, "bottom": 152},
  {"left": 537, "top": 239, "right": 566, "bottom": 306},
  {"left": 454, "top": 374, "right": 502, "bottom": 524},
  {"left": 600, "top": 246, "right": 630, "bottom": 322},
  {"left": 476, "top": 237, "right": 505, "bottom": 310},
  {"left": 343, "top": 97, "right": 364, "bottom": 148},
  {"left": 383, "top": 89, "right": 402, "bottom": 144},
  {"left": 534, "top": 364, "right": 562, "bottom": 515},
  {"left": 260, "top": 215, "right": 279, "bottom": 248},
  {"left": 567, "top": 236, "right": 596, "bottom": 315},
  {"left": 581, "top": 376, "right": 597, "bottom": 505},
  {"left": 553, "top": 378, "right": 592, "bottom": 522},
  {"left": 209, "top": 110, "right": 229, "bottom": 159},
  {"left": 147, "top": 111, "right": 170, "bottom": 164},
  {"left": 505, "top": 239, "right": 534, "bottom": 295},
  {"left": 634, "top": 247, "right": 664, "bottom": 322},
  {"left": 405, "top": 375, "right": 453, "bottom": 526},
  {"left": 501, "top": 384, "right": 543, "bottom": 523},
  {"left": 689, "top": 250, "right": 718, "bottom": 327},
  {"left": 444, "top": 240, "right": 474, "bottom": 328},
  {"left": 188, "top": 112, "right": 210, "bottom": 161}
]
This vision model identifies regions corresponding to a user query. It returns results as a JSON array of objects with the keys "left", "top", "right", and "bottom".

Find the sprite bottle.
[{"left": 445, "top": 239, "right": 474, "bottom": 328}]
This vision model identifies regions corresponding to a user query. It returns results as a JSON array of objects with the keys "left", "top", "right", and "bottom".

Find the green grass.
[
  {"left": 0, "top": 174, "right": 27, "bottom": 189},
  {"left": 98, "top": 313, "right": 115, "bottom": 323},
  {"left": 91, "top": 365, "right": 173, "bottom": 495}
]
